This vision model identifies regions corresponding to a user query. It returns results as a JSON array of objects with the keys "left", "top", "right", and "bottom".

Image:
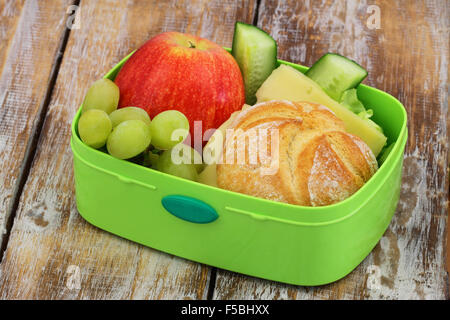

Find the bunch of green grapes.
[{"left": 77, "top": 79, "right": 202, "bottom": 181}]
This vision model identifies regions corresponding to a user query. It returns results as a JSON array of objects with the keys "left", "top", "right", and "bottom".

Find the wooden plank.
[
  {"left": 0, "top": 0, "right": 25, "bottom": 73},
  {"left": 0, "top": 0, "right": 72, "bottom": 247},
  {"left": 213, "top": 0, "right": 449, "bottom": 299},
  {"left": 0, "top": 0, "right": 257, "bottom": 299}
]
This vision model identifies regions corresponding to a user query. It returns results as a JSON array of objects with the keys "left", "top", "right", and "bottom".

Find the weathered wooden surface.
[
  {"left": 213, "top": 0, "right": 449, "bottom": 299},
  {"left": 0, "top": 0, "right": 72, "bottom": 247},
  {"left": 0, "top": 0, "right": 447, "bottom": 300},
  {"left": 0, "top": 0, "right": 256, "bottom": 299},
  {"left": 0, "top": 0, "right": 24, "bottom": 73}
]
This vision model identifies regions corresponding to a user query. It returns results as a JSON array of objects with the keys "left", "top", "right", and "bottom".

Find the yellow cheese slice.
[{"left": 255, "top": 64, "right": 387, "bottom": 156}]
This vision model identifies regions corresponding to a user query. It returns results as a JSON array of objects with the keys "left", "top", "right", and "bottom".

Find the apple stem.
[{"left": 188, "top": 41, "right": 196, "bottom": 49}]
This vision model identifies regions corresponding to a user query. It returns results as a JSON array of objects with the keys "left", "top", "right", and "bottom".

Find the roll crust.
[{"left": 216, "top": 100, "right": 378, "bottom": 206}]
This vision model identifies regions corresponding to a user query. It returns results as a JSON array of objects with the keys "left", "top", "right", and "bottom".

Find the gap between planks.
[
  {"left": 207, "top": 0, "right": 262, "bottom": 299},
  {"left": 0, "top": 0, "right": 81, "bottom": 263}
]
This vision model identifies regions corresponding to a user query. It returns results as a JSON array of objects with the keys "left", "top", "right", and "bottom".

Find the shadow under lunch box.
[{"left": 70, "top": 51, "right": 408, "bottom": 286}]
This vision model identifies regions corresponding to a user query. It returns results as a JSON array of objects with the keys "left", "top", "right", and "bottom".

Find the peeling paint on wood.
[
  {"left": 213, "top": 0, "right": 449, "bottom": 299},
  {"left": 0, "top": 0, "right": 256, "bottom": 299},
  {"left": 0, "top": 0, "right": 447, "bottom": 300},
  {"left": 0, "top": 0, "right": 25, "bottom": 74},
  {"left": 0, "top": 0, "right": 71, "bottom": 246}
]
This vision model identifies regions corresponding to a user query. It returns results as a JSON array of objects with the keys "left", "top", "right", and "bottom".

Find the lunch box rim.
[{"left": 70, "top": 50, "right": 408, "bottom": 226}]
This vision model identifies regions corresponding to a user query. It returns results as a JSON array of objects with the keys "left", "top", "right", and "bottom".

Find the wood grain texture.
[
  {"left": 0, "top": 0, "right": 256, "bottom": 299},
  {"left": 213, "top": 0, "right": 449, "bottom": 299},
  {"left": 0, "top": 0, "right": 25, "bottom": 73},
  {"left": 0, "top": 0, "right": 72, "bottom": 246}
]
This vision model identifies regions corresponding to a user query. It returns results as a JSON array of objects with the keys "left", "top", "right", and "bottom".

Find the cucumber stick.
[
  {"left": 306, "top": 53, "right": 368, "bottom": 101},
  {"left": 232, "top": 22, "right": 277, "bottom": 105}
]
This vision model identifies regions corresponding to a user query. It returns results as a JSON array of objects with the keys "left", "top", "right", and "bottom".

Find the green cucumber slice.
[
  {"left": 232, "top": 22, "right": 277, "bottom": 105},
  {"left": 306, "top": 53, "right": 368, "bottom": 101}
]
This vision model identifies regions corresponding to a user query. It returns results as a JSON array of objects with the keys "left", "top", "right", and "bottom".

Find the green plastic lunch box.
[{"left": 70, "top": 51, "right": 408, "bottom": 286}]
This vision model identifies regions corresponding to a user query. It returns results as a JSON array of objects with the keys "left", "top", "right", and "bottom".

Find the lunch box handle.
[{"left": 161, "top": 195, "right": 218, "bottom": 224}]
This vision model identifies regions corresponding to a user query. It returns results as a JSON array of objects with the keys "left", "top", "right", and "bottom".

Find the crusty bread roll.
[{"left": 216, "top": 100, "right": 378, "bottom": 206}]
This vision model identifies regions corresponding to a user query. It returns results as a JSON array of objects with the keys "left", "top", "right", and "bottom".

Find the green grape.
[
  {"left": 156, "top": 148, "right": 198, "bottom": 181},
  {"left": 107, "top": 120, "right": 152, "bottom": 159},
  {"left": 109, "top": 107, "right": 151, "bottom": 127},
  {"left": 149, "top": 110, "right": 189, "bottom": 150},
  {"left": 82, "top": 78, "right": 120, "bottom": 114},
  {"left": 171, "top": 143, "right": 204, "bottom": 173},
  {"left": 78, "top": 109, "right": 112, "bottom": 149}
]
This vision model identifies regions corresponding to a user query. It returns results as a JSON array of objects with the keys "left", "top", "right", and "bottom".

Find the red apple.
[{"left": 114, "top": 31, "right": 245, "bottom": 144}]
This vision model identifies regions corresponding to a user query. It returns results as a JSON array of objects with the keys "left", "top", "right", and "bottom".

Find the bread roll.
[{"left": 216, "top": 100, "right": 378, "bottom": 206}]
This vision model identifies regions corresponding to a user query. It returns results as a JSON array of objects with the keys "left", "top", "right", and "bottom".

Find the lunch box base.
[
  {"left": 70, "top": 53, "right": 408, "bottom": 286},
  {"left": 72, "top": 137, "right": 404, "bottom": 286}
]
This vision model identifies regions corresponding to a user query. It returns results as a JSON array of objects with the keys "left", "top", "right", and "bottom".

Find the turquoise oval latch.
[{"left": 161, "top": 195, "right": 218, "bottom": 224}]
